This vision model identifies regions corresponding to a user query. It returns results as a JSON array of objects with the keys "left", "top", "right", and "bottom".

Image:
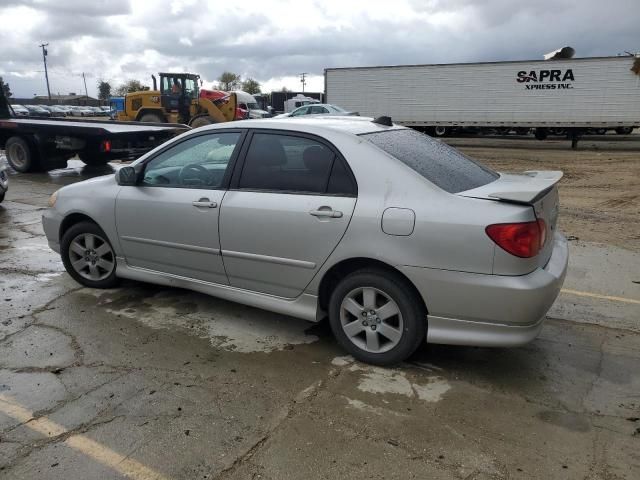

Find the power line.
[{"left": 39, "top": 42, "right": 51, "bottom": 101}]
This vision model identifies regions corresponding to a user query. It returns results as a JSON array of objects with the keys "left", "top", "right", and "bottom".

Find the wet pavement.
[{"left": 1, "top": 157, "right": 639, "bottom": 479}]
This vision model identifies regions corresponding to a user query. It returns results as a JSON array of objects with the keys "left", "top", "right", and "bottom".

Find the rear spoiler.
[{"left": 458, "top": 170, "right": 563, "bottom": 204}]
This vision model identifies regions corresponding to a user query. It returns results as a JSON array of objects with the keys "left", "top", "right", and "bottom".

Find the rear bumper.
[{"left": 400, "top": 232, "right": 568, "bottom": 347}]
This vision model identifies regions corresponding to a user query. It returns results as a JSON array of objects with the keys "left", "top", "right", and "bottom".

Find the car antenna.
[{"left": 372, "top": 116, "right": 392, "bottom": 126}]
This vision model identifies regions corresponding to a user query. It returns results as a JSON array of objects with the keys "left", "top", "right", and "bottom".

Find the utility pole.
[
  {"left": 39, "top": 43, "right": 51, "bottom": 101},
  {"left": 82, "top": 72, "right": 88, "bottom": 98},
  {"left": 299, "top": 72, "right": 307, "bottom": 92}
]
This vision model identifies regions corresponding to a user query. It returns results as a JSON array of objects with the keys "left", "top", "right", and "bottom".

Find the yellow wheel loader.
[{"left": 117, "top": 73, "right": 237, "bottom": 127}]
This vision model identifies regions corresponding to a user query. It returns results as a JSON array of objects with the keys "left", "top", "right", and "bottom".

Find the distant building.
[{"left": 30, "top": 93, "right": 100, "bottom": 106}]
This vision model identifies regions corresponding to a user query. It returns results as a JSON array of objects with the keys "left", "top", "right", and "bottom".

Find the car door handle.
[
  {"left": 192, "top": 199, "right": 217, "bottom": 208},
  {"left": 309, "top": 208, "right": 343, "bottom": 218}
]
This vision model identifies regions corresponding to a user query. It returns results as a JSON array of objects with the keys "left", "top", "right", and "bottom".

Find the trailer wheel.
[
  {"left": 515, "top": 128, "right": 530, "bottom": 135},
  {"left": 534, "top": 128, "right": 548, "bottom": 141},
  {"left": 615, "top": 127, "right": 633, "bottom": 135},
  {"left": 189, "top": 115, "right": 216, "bottom": 129},
  {"left": 5, "top": 136, "right": 37, "bottom": 173},
  {"left": 432, "top": 126, "right": 448, "bottom": 137},
  {"left": 139, "top": 112, "right": 164, "bottom": 123},
  {"left": 593, "top": 128, "right": 607, "bottom": 135}
]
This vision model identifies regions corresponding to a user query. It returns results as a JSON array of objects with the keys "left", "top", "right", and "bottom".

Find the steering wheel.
[{"left": 179, "top": 164, "right": 209, "bottom": 186}]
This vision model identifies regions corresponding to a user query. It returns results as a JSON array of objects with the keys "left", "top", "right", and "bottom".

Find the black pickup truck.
[{"left": 0, "top": 89, "right": 189, "bottom": 172}]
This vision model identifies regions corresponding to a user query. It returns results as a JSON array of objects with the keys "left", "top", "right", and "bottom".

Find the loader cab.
[{"left": 159, "top": 73, "right": 199, "bottom": 121}]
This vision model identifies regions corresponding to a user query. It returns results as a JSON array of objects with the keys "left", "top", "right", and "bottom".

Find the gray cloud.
[{"left": 1, "top": 0, "right": 638, "bottom": 98}]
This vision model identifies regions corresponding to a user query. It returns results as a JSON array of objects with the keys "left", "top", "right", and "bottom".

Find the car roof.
[{"left": 206, "top": 116, "right": 406, "bottom": 136}]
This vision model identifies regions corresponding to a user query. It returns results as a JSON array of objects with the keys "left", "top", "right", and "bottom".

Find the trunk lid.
[{"left": 459, "top": 171, "right": 562, "bottom": 268}]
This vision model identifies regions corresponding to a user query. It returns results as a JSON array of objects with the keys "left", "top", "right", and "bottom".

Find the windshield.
[
  {"left": 361, "top": 129, "right": 498, "bottom": 193},
  {"left": 247, "top": 102, "right": 260, "bottom": 110}
]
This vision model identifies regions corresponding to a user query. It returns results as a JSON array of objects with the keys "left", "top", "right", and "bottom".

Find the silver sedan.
[{"left": 42, "top": 116, "right": 568, "bottom": 365}]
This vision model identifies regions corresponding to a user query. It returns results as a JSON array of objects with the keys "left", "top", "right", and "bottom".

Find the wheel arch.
[
  {"left": 317, "top": 257, "right": 428, "bottom": 315},
  {"left": 135, "top": 108, "right": 166, "bottom": 122},
  {"left": 59, "top": 212, "right": 101, "bottom": 242}
]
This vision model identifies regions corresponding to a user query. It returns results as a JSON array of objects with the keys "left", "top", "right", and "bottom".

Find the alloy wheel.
[
  {"left": 68, "top": 233, "right": 115, "bottom": 281},
  {"left": 340, "top": 287, "right": 404, "bottom": 354}
]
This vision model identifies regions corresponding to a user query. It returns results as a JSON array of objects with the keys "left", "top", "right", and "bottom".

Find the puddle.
[
  {"left": 333, "top": 356, "right": 451, "bottom": 403},
  {"left": 88, "top": 287, "right": 319, "bottom": 353}
]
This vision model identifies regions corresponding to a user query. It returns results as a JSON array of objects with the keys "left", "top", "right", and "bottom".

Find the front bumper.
[
  {"left": 399, "top": 232, "right": 569, "bottom": 347},
  {"left": 42, "top": 208, "right": 63, "bottom": 253}
]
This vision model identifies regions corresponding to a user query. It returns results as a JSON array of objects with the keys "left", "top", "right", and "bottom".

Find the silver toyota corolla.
[{"left": 42, "top": 116, "right": 568, "bottom": 365}]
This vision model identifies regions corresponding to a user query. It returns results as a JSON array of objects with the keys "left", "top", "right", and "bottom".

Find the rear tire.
[
  {"left": 139, "top": 112, "right": 164, "bottom": 123},
  {"left": 328, "top": 269, "right": 426, "bottom": 366},
  {"left": 6, "top": 136, "right": 38, "bottom": 173},
  {"left": 615, "top": 127, "right": 633, "bottom": 135},
  {"left": 189, "top": 115, "right": 216, "bottom": 129},
  {"left": 61, "top": 221, "right": 118, "bottom": 289},
  {"left": 78, "top": 151, "right": 110, "bottom": 167}
]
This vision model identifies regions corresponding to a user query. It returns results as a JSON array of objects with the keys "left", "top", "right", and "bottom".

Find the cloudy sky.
[{"left": 0, "top": 0, "right": 638, "bottom": 98}]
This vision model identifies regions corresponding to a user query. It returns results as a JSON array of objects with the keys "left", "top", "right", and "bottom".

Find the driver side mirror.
[{"left": 116, "top": 166, "right": 138, "bottom": 186}]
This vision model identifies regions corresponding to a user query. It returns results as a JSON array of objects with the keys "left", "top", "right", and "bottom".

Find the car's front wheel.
[
  {"left": 60, "top": 221, "right": 118, "bottom": 288},
  {"left": 328, "top": 269, "right": 426, "bottom": 366}
]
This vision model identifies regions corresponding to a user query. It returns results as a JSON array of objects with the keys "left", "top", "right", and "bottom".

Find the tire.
[
  {"left": 189, "top": 115, "right": 216, "bottom": 129},
  {"left": 515, "top": 128, "right": 530, "bottom": 135},
  {"left": 0, "top": 192, "right": 5, "bottom": 203},
  {"left": 615, "top": 127, "right": 633, "bottom": 135},
  {"left": 139, "top": 112, "right": 164, "bottom": 123},
  {"left": 60, "top": 221, "right": 118, "bottom": 289},
  {"left": 593, "top": 128, "right": 607, "bottom": 135},
  {"left": 328, "top": 269, "right": 426, "bottom": 366},
  {"left": 5, "top": 136, "right": 38, "bottom": 173},
  {"left": 432, "top": 126, "right": 448, "bottom": 137},
  {"left": 534, "top": 128, "right": 548, "bottom": 141}
]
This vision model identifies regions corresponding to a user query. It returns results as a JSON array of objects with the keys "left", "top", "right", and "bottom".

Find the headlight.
[{"left": 47, "top": 190, "right": 59, "bottom": 207}]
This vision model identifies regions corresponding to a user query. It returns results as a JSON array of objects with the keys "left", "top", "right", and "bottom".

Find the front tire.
[
  {"left": 139, "top": 112, "right": 164, "bottom": 123},
  {"left": 61, "top": 221, "right": 118, "bottom": 288},
  {"left": 189, "top": 115, "right": 216, "bottom": 129},
  {"left": 328, "top": 269, "right": 426, "bottom": 366}
]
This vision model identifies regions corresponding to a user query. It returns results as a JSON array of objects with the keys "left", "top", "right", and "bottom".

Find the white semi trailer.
[{"left": 325, "top": 56, "right": 640, "bottom": 145}]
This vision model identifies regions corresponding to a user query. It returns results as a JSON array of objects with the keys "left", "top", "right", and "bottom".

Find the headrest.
[
  {"left": 251, "top": 136, "right": 287, "bottom": 167},
  {"left": 303, "top": 145, "right": 333, "bottom": 173}
]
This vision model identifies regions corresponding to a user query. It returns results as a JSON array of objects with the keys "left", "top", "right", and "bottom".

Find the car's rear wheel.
[
  {"left": 328, "top": 269, "right": 426, "bottom": 366},
  {"left": 61, "top": 221, "right": 118, "bottom": 288}
]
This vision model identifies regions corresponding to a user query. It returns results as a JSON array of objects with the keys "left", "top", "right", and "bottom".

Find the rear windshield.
[{"left": 361, "top": 129, "right": 498, "bottom": 193}]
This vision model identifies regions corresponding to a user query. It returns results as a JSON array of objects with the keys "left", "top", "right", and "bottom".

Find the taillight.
[
  {"left": 101, "top": 140, "right": 112, "bottom": 153},
  {"left": 486, "top": 219, "right": 546, "bottom": 258}
]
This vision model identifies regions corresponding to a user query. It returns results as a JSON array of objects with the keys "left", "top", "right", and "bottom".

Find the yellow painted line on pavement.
[
  {"left": 0, "top": 395, "right": 168, "bottom": 480},
  {"left": 561, "top": 288, "right": 640, "bottom": 305}
]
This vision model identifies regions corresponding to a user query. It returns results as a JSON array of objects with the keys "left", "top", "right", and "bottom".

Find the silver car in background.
[{"left": 42, "top": 116, "right": 568, "bottom": 365}]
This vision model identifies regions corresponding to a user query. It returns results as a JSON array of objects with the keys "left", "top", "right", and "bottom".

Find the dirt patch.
[{"left": 447, "top": 136, "right": 640, "bottom": 252}]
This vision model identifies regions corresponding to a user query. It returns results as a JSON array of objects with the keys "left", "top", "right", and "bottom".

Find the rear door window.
[
  {"left": 238, "top": 133, "right": 356, "bottom": 195},
  {"left": 361, "top": 129, "right": 498, "bottom": 193}
]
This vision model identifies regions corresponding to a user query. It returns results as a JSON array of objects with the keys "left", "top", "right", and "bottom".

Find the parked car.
[
  {"left": 0, "top": 162, "right": 7, "bottom": 203},
  {"left": 39, "top": 105, "right": 67, "bottom": 117},
  {"left": 42, "top": 116, "right": 568, "bottom": 365},
  {"left": 69, "top": 106, "right": 93, "bottom": 117},
  {"left": 57, "top": 105, "right": 74, "bottom": 116},
  {"left": 275, "top": 104, "right": 358, "bottom": 118},
  {"left": 88, "top": 106, "right": 107, "bottom": 117},
  {"left": 10, "top": 104, "right": 29, "bottom": 117},
  {"left": 24, "top": 105, "right": 51, "bottom": 117}
]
